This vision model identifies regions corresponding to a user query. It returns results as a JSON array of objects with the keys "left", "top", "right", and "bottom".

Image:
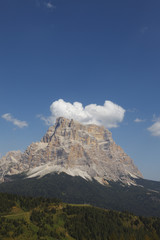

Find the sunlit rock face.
[
  {"left": 0, "top": 117, "right": 142, "bottom": 185},
  {"left": 0, "top": 151, "right": 23, "bottom": 182}
]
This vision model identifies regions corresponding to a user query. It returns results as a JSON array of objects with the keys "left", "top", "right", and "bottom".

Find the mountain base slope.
[{"left": 0, "top": 173, "right": 160, "bottom": 217}]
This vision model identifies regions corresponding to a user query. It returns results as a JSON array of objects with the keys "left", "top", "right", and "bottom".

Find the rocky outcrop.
[
  {"left": 0, "top": 151, "right": 23, "bottom": 182},
  {"left": 0, "top": 117, "right": 143, "bottom": 185}
]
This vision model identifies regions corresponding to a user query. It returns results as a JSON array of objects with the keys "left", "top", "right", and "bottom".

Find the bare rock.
[{"left": 0, "top": 117, "right": 143, "bottom": 185}]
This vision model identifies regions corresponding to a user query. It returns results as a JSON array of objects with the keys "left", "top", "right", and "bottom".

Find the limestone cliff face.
[
  {"left": 0, "top": 151, "right": 23, "bottom": 182},
  {"left": 0, "top": 117, "right": 143, "bottom": 185}
]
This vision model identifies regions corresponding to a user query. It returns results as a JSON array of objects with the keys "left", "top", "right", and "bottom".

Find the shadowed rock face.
[{"left": 0, "top": 117, "right": 142, "bottom": 184}]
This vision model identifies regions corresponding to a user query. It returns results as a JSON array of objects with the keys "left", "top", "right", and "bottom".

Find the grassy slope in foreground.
[{"left": 0, "top": 193, "right": 160, "bottom": 240}]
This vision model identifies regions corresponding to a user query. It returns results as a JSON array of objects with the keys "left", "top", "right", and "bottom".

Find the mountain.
[
  {"left": 1, "top": 117, "right": 160, "bottom": 217},
  {"left": 0, "top": 117, "right": 142, "bottom": 185}
]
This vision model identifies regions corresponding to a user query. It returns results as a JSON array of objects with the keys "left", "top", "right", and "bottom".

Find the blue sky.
[{"left": 0, "top": 0, "right": 160, "bottom": 180}]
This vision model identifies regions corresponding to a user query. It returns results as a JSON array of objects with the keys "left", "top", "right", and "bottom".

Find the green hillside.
[
  {"left": 1, "top": 173, "right": 160, "bottom": 217},
  {"left": 0, "top": 193, "right": 160, "bottom": 240}
]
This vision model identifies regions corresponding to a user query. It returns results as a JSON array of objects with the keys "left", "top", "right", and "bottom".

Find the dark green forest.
[
  {"left": 1, "top": 173, "right": 160, "bottom": 217},
  {"left": 0, "top": 192, "right": 160, "bottom": 240}
]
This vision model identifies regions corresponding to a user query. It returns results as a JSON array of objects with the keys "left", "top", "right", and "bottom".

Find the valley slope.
[{"left": 0, "top": 192, "right": 160, "bottom": 240}]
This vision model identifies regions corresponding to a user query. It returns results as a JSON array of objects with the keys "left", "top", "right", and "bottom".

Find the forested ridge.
[
  {"left": 1, "top": 173, "right": 160, "bottom": 217},
  {"left": 0, "top": 192, "right": 160, "bottom": 240}
]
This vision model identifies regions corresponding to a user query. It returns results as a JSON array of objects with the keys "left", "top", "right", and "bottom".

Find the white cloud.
[
  {"left": 134, "top": 118, "right": 145, "bottom": 123},
  {"left": 148, "top": 119, "right": 160, "bottom": 136},
  {"left": 44, "top": 2, "right": 56, "bottom": 9},
  {"left": 40, "top": 99, "right": 125, "bottom": 128},
  {"left": 2, "top": 113, "right": 28, "bottom": 128},
  {"left": 36, "top": 0, "right": 56, "bottom": 9}
]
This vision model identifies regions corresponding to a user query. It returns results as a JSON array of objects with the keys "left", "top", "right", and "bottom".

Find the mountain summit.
[{"left": 0, "top": 117, "right": 142, "bottom": 184}]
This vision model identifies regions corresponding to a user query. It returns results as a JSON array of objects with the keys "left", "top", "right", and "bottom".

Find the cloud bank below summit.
[{"left": 40, "top": 99, "right": 126, "bottom": 128}]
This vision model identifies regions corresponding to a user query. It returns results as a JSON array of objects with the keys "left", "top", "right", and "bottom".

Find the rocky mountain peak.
[
  {"left": 0, "top": 117, "right": 143, "bottom": 185},
  {"left": 42, "top": 117, "right": 113, "bottom": 145}
]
